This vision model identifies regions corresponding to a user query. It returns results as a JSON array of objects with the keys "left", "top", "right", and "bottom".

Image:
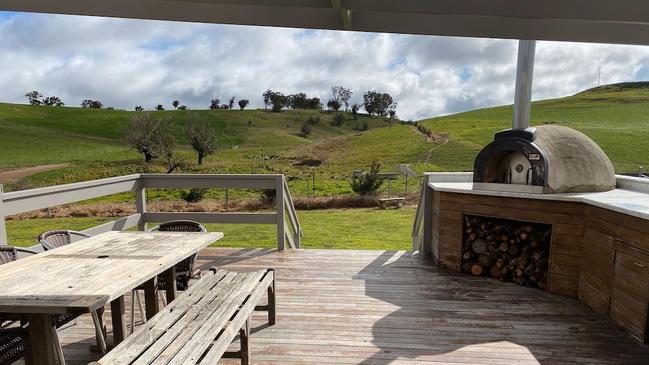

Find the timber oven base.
[
  {"left": 427, "top": 184, "right": 649, "bottom": 343},
  {"left": 432, "top": 190, "right": 583, "bottom": 297}
]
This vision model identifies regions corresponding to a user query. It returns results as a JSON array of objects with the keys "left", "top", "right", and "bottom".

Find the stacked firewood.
[{"left": 461, "top": 215, "right": 550, "bottom": 289}]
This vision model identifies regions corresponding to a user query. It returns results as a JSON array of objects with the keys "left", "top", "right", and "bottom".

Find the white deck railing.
[{"left": 0, "top": 173, "right": 302, "bottom": 251}]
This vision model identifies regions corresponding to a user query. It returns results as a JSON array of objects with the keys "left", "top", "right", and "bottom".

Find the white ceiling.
[{"left": 1, "top": 0, "right": 649, "bottom": 45}]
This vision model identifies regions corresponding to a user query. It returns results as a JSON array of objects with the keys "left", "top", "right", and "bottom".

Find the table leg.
[
  {"left": 111, "top": 296, "right": 127, "bottom": 345},
  {"left": 163, "top": 266, "right": 177, "bottom": 303},
  {"left": 26, "top": 314, "right": 59, "bottom": 365},
  {"left": 143, "top": 277, "right": 159, "bottom": 320}
]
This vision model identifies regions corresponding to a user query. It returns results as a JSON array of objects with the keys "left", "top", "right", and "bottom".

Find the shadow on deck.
[{"left": 46, "top": 248, "right": 649, "bottom": 364}]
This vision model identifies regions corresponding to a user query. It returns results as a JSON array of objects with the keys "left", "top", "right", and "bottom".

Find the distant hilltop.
[{"left": 580, "top": 81, "right": 649, "bottom": 94}]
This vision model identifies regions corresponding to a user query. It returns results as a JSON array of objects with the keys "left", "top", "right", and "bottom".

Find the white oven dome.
[{"left": 534, "top": 125, "right": 615, "bottom": 193}]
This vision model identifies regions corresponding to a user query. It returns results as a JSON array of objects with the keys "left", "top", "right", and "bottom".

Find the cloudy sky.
[{"left": 2, "top": 11, "right": 649, "bottom": 120}]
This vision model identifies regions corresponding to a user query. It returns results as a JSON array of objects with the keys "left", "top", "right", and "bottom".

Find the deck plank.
[{"left": 20, "top": 248, "right": 649, "bottom": 365}]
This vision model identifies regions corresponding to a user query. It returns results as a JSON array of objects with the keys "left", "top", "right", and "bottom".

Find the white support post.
[
  {"left": 513, "top": 39, "right": 536, "bottom": 130},
  {"left": 421, "top": 176, "right": 434, "bottom": 257},
  {"left": 276, "top": 176, "right": 286, "bottom": 251},
  {"left": 135, "top": 183, "right": 147, "bottom": 231},
  {"left": 0, "top": 185, "right": 7, "bottom": 245}
]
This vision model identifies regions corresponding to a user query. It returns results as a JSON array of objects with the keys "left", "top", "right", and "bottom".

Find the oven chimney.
[{"left": 513, "top": 40, "right": 536, "bottom": 130}]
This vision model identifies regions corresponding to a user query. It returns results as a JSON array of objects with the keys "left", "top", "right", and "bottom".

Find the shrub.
[
  {"left": 180, "top": 188, "right": 207, "bottom": 203},
  {"left": 331, "top": 113, "right": 344, "bottom": 126},
  {"left": 261, "top": 189, "right": 276, "bottom": 204},
  {"left": 300, "top": 124, "right": 313, "bottom": 136},
  {"left": 81, "top": 99, "right": 103, "bottom": 109},
  {"left": 350, "top": 161, "right": 384, "bottom": 196}
]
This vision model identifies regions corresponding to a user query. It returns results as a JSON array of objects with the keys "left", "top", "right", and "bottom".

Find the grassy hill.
[
  {"left": 0, "top": 104, "right": 421, "bottom": 196},
  {"left": 420, "top": 82, "right": 649, "bottom": 173},
  {"left": 2, "top": 82, "right": 649, "bottom": 198}
]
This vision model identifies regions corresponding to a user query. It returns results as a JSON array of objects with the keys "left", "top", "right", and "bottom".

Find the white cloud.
[{"left": 1, "top": 12, "right": 649, "bottom": 120}]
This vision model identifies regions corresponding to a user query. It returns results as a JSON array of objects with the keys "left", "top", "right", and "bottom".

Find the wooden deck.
[{"left": 21, "top": 248, "right": 649, "bottom": 364}]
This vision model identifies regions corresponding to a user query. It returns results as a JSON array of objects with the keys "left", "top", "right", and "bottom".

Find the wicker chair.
[
  {"left": 39, "top": 230, "right": 90, "bottom": 251},
  {"left": 151, "top": 220, "right": 207, "bottom": 291},
  {"left": 0, "top": 328, "right": 28, "bottom": 365},
  {"left": 0, "top": 246, "right": 40, "bottom": 329},
  {"left": 130, "top": 221, "right": 207, "bottom": 332},
  {"left": 0, "top": 246, "right": 38, "bottom": 265},
  {"left": 0, "top": 246, "right": 71, "bottom": 364},
  {"left": 36, "top": 231, "right": 109, "bottom": 354}
]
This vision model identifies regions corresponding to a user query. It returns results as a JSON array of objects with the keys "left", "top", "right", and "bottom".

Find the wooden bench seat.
[
  {"left": 91, "top": 268, "right": 275, "bottom": 365},
  {"left": 378, "top": 197, "right": 406, "bottom": 209}
]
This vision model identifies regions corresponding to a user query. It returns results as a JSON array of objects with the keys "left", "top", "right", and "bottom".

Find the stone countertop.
[{"left": 428, "top": 180, "right": 649, "bottom": 221}]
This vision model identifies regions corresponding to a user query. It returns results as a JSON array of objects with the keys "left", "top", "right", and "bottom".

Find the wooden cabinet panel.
[
  {"left": 610, "top": 299, "right": 646, "bottom": 341},
  {"left": 580, "top": 281, "right": 610, "bottom": 316},
  {"left": 579, "top": 227, "right": 614, "bottom": 315},
  {"left": 611, "top": 247, "right": 649, "bottom": 342}
]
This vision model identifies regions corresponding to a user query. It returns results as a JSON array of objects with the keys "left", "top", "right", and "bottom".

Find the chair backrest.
[
  {"left": 0, "top": 246, "right": 17, "bottom": 265},
  {"left": 39, "top": 230, "right": 91, "bottom": 251},
  {"left": 150, "top": 221, "right": 207, "bottom": 279},
  {"left": 152, "top": 220, "right": 207, "bottom": 233}
]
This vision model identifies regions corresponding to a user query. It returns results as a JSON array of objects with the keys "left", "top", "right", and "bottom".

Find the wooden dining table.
[{"left": 0, "top": 230, "right": 223, "bottom": 365}]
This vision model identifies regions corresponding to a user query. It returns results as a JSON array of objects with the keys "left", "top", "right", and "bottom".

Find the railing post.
[
  {"left": 135, "top": 181, "right": 147, "bottom": 231},
  {"left": 276, "top": 176, "right": 286, "bottom": 251},
  {"left": 0, "top": 185, "right": 7, "bottom": 245},
  {"left": 422, "top": 175, "right": 434, "bottom": 257}
]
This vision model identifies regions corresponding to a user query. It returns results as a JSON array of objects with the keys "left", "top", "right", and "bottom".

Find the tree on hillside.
[
  {"left": 307, "top": 97, "right": 322, "bottom": 110},
  {"left": 81, "top": 99, "right": 103, "bottom": 109},
  {"left": 172, "top": 100, "right": 180, "bottom": 109},
  {"left": 178, "top": 105, "right": 188, "bottom": 110},
  {"left": 331, "top": 86, "right": 352, "bottom": 111},
  {"left": 350, "top": 161, "right": 384, "bottom": 195},
  {"left": 185, "top": 114, "right": 218, "bottom": 165},
  {"left": 351, "top": 103, "right": 360, "bottom": 120},
  {"left": 363, "top": 91, "right": 396, "bottom": 117},
  {"left": 263, "top": 89, "right": 273, "bottom": 110},
  {"left": 228, "top": 96, "right": 235, "bottom": 110},
  {"left": 270, "top": 92, "right": 288, "bottom": 112},
  {"left": 209, "top": 98, "right": 220, "bottom": 110},
  {"left": 288, "top": 93, "right": 306, "bottom": 109},
  {"left": 327, "top": 99, "right": 341, "bottom": 112},
  {"left": 162, "top": 141, "right": 185, "bottom": 173},
  {"left": 125, "top": 114, "right": 175, "bottom": 163},
  {"left": 155, "top": 104, "right": 165, "bottom": 111},
  {"left": 25, "top": 91, "right": 43, "bottom": 105},
  {"left": 238, "top": 99, "right": 249, "bottom": 110},
  {"left": 135, "top": 106, "right": 144, "bottom": 111},
  {"left": 43, "top": 96, "right": 64, "bottom": 107}
]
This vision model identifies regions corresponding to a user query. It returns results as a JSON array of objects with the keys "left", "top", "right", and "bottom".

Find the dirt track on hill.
[{"left": 0, "top": 163, "right": 71, "bottom": 184}]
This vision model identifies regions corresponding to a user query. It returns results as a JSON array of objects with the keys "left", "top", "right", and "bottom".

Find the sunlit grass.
[{"left": 5, "top": 207, "right": 416, "bottom": 250}]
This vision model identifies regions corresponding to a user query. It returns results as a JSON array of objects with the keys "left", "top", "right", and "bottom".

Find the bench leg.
[
  {"left": 240, "top": 319, "right": 251, "bottom": 365},
  {"left": 268, "top": 277, "right": 276, "bottom": 326}
]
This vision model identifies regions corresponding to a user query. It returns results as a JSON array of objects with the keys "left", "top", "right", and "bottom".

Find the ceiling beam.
[{"left": 2, "top": 0, "right": 649, "bottom": 45}]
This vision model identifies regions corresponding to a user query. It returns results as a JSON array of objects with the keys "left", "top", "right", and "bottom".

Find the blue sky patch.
[
  {"left": 459, "top": 67, "right": 473, "bottom": 82},
  {"left": 635, "top": 63, "right": 649, "bottom": 81},
  {"left": 141, "top": 38, "right": 187, "bottom": 52},
  {"left": 0, "top": 11, "right": 21, "bottom": 20}
]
